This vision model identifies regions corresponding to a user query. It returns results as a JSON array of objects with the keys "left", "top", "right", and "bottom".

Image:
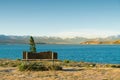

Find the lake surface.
[{"left": 0, "top": 44, "right": 120, "bottom": 64}]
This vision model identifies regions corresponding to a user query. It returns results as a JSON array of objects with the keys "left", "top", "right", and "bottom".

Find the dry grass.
[
  {"left": 0, "top": 67, "right": 120, "bottom": 80},
  {"left": 0, "top": 59, "right": 120, "bottom": 80}
]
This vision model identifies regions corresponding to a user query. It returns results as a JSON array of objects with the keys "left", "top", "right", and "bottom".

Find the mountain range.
[{"left": 0, "top": 35, "right": 120, "bottom": 44}]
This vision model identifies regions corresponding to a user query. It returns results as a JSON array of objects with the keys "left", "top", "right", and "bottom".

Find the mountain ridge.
[{"left": 0, "top": 35, "right": 120, "bottom": 44}]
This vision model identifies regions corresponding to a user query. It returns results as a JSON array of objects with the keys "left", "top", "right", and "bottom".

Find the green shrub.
[
  {"left": 18, "top": 62, "right": 48, "bottom": 71},
  {"left": 18, "top": 63, "right": 28, "bottom": 71},
  {"left": 63, "top": 60, "right": 70, "bottom": 63}
]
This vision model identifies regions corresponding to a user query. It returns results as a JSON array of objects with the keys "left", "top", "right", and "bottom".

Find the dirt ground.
[{"left": 0, "top": 67, "right": 120, "bottom": 80}]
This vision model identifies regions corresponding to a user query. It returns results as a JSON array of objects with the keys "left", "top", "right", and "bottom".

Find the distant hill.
[
  {"left": 0, "top": 35, "right": 29, "bottom": 44},
  {"left": 0, "top": 35, "right": 87, "bottom": 44},
  {"left": 80, "top": 40, "right": 120, "bottom": 44},
  {"left": 0, "top": 35, "right": 120, "bottom": 44}
]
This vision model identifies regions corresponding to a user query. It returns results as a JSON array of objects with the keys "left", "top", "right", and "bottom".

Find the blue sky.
[{"left": 0, "top": 0, "right": 120, "bottom": 38}]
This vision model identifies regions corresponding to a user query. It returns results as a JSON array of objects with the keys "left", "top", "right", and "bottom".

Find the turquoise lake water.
[{"left": 0, "top": 44, "right": 120, "bottom": 64}]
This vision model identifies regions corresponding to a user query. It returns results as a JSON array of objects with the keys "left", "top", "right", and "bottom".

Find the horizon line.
[{"left": 0, "top": 34, "right": 120, "bottom": 39}]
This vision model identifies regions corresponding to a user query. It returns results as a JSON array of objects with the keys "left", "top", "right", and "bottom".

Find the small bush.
[
  {"left": 111, "top": 65, "right": 120, "bottom": 68},
  {"left": 18, "top": 63, "right": 27, "bottom": 71},
  {"left": 89, "top": 63, "right": 96, "bottom": 67},
  {"left": 16, "top": 59, "right": 21, "bottom": 61},
  {"left": 18, "top": 62, "right": 48, "bottom": 71},
  {"left": 9, "top": 63, "right": 17, "bottom": 67},
  {"left": 30, "top": 63, "right": 48, "bottom": 71},
  {"left": 48, "top": 65, "right": 62, "bottom": 70},
  {"left": 105, "top": 64, "right": 113, "bottom": 67},
  {"left": 63, "top": 60, "right": 70, "bottom": 63},
  {"left": 18, "top": 62, "right": 62, "bottom": 71}
]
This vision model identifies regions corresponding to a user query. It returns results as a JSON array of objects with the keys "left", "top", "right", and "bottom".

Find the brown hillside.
[{"left": 80, "top": 39, "right": 120, "bottom": 44}]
